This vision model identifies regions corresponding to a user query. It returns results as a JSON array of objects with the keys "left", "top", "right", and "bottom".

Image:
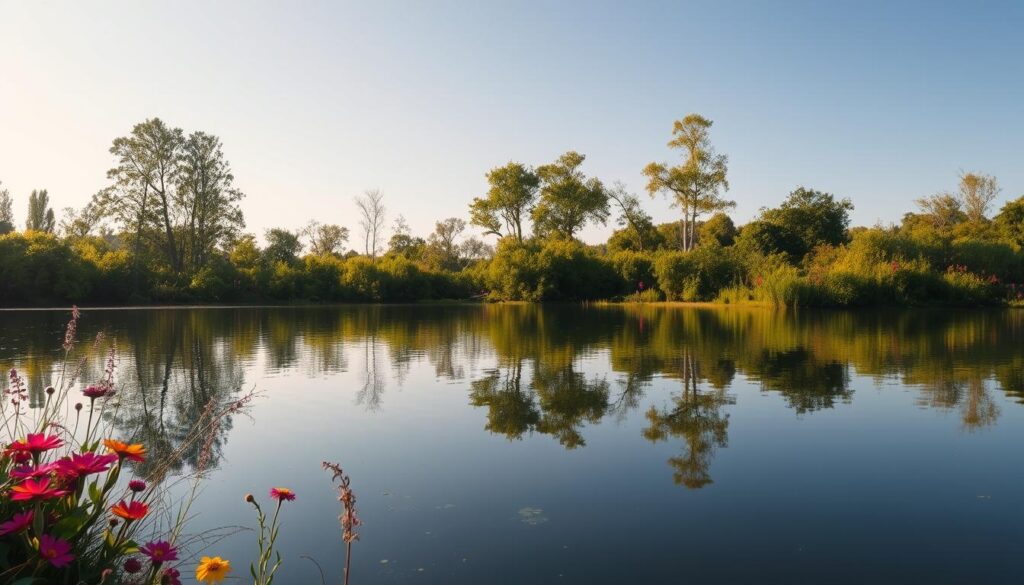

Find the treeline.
[{"left": 1, "top": 114, "right": 1023, "bottom": 306}]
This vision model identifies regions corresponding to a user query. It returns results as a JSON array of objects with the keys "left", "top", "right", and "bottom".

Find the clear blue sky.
[{"left": 1, "top": 0, "right": 1022, "bottom": 244}]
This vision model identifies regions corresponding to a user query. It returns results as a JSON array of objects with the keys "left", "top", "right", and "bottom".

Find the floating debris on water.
[{"left": 517, "top": 507, "right": 548, "bottom": 525}]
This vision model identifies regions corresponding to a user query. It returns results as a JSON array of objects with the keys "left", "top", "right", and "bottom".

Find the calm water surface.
[{"left": 2, "top": 305, "right": 1023, "bottom": 584}]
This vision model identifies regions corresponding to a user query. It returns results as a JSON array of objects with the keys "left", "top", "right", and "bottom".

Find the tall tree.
[
  {"left": 469, "top": 162, "right": 540, "bottom": 242},
  {"left": 532, "top": 151, "right": 608, "bottom": 239},
  {"left": 643, "top": 114, "right": 732, "bottom": 251},
  {"left": 106, "top": 118, "right": 185, "bottom": 273},
  {"left": 0, "top": 181, "right": 13, "bottom": 234},
  {"left": 355, "top": 189, "right": 386, "bottom": 260},
  {"left": 957, "top": 171, "right": 999, "bottom": 223},
  {"left": 303, "top": 220, "right": 349, "bottom": 256},
  {"left": 176, "top": 131, "right": 245, "bottom": 271},
  {"left": 26, "top": 189, "right": 56, "bottom": 233},
  {"left": 59, "top": 203, "right": 102, "bottom": 239},
  {"left": 994, "top": 196, "right": 1024, "bottom": 247}
]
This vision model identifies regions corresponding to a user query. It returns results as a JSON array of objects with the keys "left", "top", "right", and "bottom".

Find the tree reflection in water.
[{"left": 3, "top": 305, "right": 1023, "bottom": 487}]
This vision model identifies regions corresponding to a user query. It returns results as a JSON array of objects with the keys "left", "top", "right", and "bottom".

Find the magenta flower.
[
  {"left": 55, "top": 452, "right": 119, "bottom": 479},
  {"left": 6, "top": 433, "right": 64, "bottom": 454},
  {"left": 0, "top": 511, "right": 34, "bottom": 536},
  {"left": 161, "top": 567, "right": 182, "bottom": 585},
  {"left": 129, "top": 479, "right": 147, "bottom": 493},
  {"left": 9, "top": 462, "right": 60, "bottom": 480},
  {"left": 140, "top": 540, "right": 179, "bottom": 564},
  {"left": 38, "top": 534, "right": 74, "bottom": 568},
  {"left": 124, "top": 557, "right": 143, "bottom": 574},
  {"left": 82, "top": 385, "right": 109, "bottom": 399}
]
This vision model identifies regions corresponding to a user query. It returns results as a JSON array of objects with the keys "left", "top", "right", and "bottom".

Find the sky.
[{"left": 1, "top": 0, "right": 1023, "bottom": 245}]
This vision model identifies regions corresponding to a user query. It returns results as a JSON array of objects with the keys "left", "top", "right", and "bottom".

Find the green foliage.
[
  {"left": 653, "top": 246, "right": 745, "bottom": 301},
  {"left": 699, "top": 212, "right": 737, "bottom": 247},
  {"left": 532, "top": 151, "right": 609, "bottom": 240},
  {"left": 484, "top": 239, "right": 621, "bottom": 301},
  {"left": 26, "top": 189, "right": 56, "bottom": 233},
  {"left": 759, "top": 187, "right": 853, "bottom": 259},
  {"left": 469, "top": 162, "right": 539, "bottom": 242}
]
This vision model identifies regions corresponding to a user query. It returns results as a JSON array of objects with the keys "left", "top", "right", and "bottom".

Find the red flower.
[
  {"left": 269, "top": 487, "right": 296, "bottom": 502},
  {"left": 111, "top": 500, "right": 149, "bottom": 521},
  {"left": 0, "top": 511, "right": 33, "bottom": 536},
  {"left": 129, "top": 479, "right": 147, "bottom": 492},
  {"left": 6, "top": 433, "right": 64, "bottom": 454},
  {"left": 39, "top": 534, "right": 74, "bottom": 568},
  {"left": 10, "top": 478, "right": 69, "bottom": 502},
  {"left": 56, "top": 452, "right": 119, "bottom": 479}
]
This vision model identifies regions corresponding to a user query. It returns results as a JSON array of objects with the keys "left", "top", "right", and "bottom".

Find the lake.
[{"left": 2, "top": 305, "right": 1023, "bottom": 584}]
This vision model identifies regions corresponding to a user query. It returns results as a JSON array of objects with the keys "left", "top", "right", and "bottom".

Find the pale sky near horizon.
[{"left": 1, "top": 0, "right": 1022, "bottom": 245}]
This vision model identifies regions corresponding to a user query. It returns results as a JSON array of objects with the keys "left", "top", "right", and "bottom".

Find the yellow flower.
[{"left": 196, "top": 556, "right": 231, "bottom": 583}]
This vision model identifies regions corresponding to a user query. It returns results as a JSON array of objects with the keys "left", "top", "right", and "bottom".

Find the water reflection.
[{"left": 2, "top": 305, "right": 1023, "bottom": 490}]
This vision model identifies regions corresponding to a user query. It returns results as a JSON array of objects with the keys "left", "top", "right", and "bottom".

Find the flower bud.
[{"left": 244, "top": 493, "right": 255, "bottom": 503}]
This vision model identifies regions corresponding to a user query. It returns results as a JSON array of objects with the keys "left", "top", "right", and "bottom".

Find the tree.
[
  {"left": 355, "top": 189, "right": 386, "bottom": 259},
  {"left": 913, "top": 193, "right": 967, "bottom": 230},
  {"left": 760, "top": 187, "right": 853, "bottom": 257},
  {"left": 459, "top": 237, "right": 494, "bottom": 263},
  {"left": 699, "top": 212, "right": 737, "bottom": 247},
  {"left": 532, "top": 151, "right": 608, "bottom": 239},
  {"left": 957, "top": 171, "right": 999, "bottom": 223},
  {"left": 263, "top": 228, "right": 302, "bottom": 264},
  {"left": 26, "top": 189, "right": 56, "bottom": 233},
  {"left": 59, "top": 203, "right": 102, "bottom": 239},
  {"left": 994, "top": 196, "right": 1024, "bottom": 247},
  {"left": 106, "top": 118, "right": 185, "bottom": 272},
  {"left": 643, "top": 114, "right": 732, "bottom": 251},
  {"left": 176, "top": 131, "right": 245, "bottom": 271},
  {"left": 608, "top": 182, "right": 657, "bottom": 251},
  {"left": 0, "top": 181, "right": 13, "bottom": 234},
  {"left": 387, "top": 216, "right": 424, "bottom": 259},
  {"left": 425, "top": 217, "right": 466, "bottom": 271},
  {"left": 303, "top": 220, "right": 349, "bottom": 256},
  {"left": 469, "top": 162, "right": 540, "bottom": 242}
]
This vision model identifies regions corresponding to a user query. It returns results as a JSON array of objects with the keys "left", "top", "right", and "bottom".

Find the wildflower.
[
  {"left": 38, "top": 534, "right": 74, "bottom": 568},
  {"left": 45, "top": 386, "right": 55, "bottom": 395},
  {"left": 111, "top": 500, "right": 149, "bottom": 521},
  {"left": 56, "top": 451, "right": 119, "bottom": 479},
  {"left": 6, "top": 433, "right": 64, "bottom": 454},
  {"left": 10, "top": 478, "right": 70, "bottom": 502},
  {"left": 10, "top": 462, "right": 60, "bottom": 480},
  {"left": 104, "top": 438, "right": 147, "bottom": 462},
  {"left": 83, "top": 385, "right": 109, "bottom": 399},
  {"left": 161, "top": 567, "right": 182, "bottom": 585},
  {"left": 269, "top": 487, "right": 296, "bottom": 502},
  {"left": 0, "top": 511, "right": 34, "bottom": 536},
  {"left": 12, "top": 450, "right": 31, "bottom": 464},
  {"left": 75, "top": 402, "right": 83, "bottom": 412},
  {"left": 129, "top": 479, "right": 147, "bottom": 492},
  {"left": 195, "top": 556, "right": 231, "bottom": 583},
  {"left": 244, "top": 493, "right": 255, "bottom": 503},
  {"left": 124, "top": 558, "right": 143, "bottom": 574},
  {"left": 140, "top": 541, "right": 178, "bottom": 564}
]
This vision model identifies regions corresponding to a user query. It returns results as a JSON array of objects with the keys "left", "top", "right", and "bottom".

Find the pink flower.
[
  {"left": 10, "top": 478, "right": 69, "bottom": 502},
  {"left": 6, "top": 433, "right": 64, "bottom": 454},
  {"left": 9, "top": 462, "right": 60, "bottom": 480},
  {"left": 39, "top": 534, "right": 74, "bottom": 568},
  {"left": 124, "top": 557, "right": 143, "bottom": 574},
  {"left": 269, "top": 487, "right": 296, "bottom": 502},
  {"left": 83, "top": 385, "right": 109, "bottom": 399},
  {"left": 129, "top": 479, "right": 147, "bottom": 492},
  {"left": 56, "top": 452, "right": 119, "bottom": 479},
  {"left": 0, "top": 511, "right": 34, "bottom": 536},
  {"left": 140, "top": 540, "right": 179, "bottom": 563}
]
